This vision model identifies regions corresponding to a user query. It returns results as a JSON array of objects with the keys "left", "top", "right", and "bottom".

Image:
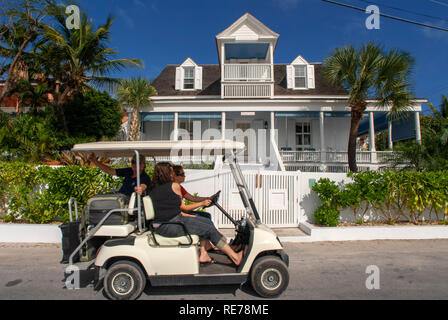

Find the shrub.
[
  {"left": 0, "top": 161, "right": 151, "bottom": 224},
  {"left": 311, "top": 171, "right": 448, "bottom": 226}
]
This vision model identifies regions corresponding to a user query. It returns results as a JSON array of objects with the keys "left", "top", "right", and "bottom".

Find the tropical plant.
[
  {"left": 0, "top": 0, "right": 54, "bottom": 102},
  {"left": 7, "top": 79, "right": 50, "bottom": 114},
  {"left": 61, "top": 88, "right": 123, "bottom": 139},
  {"left": 38, "top": 5, "right": 143, "bottom": 133},
  {"left": 323, "top": 43, "right": 414, "bottom": 172},
  {"left": 0, "top": 113, "right": 56, "bottom": 162},
  {"left": 116, "top": 77, "right": 157, "bottom": 141},
  {"left": 386, "top": 95, "right": 448, "bottom": 171}
]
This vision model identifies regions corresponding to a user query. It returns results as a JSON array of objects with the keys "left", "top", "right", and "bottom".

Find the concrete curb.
[
  {"left": 1, "top": 222, "right": 448, "bottom": 244},
  {"left": 290, "top": 221, "right": 448, "bottom": 242}
]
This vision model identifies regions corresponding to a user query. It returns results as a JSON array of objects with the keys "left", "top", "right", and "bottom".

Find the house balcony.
[
  {"left": 223, "top": 64, "right": 272, "bottom": 82},
  {"left": 221, "top": 63, "right": 274, "bottom": 98},
  {"left": 280, "top": 150, "right": 404, "bottom": 172}
]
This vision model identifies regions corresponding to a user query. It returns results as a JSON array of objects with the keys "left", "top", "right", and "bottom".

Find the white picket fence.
[{"left": 214, "top": 170, "right": 300, "bottom": 228}]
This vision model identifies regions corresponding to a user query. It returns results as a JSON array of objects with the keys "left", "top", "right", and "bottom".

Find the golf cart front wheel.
[
  {"left": 250, "top": 255, "right": 289, "bottom": 298},
  {"left": 104, "top": 261, "right": 146, "bottom": 300}
]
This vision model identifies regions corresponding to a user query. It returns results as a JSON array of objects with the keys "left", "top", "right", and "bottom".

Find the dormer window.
[
  {"left": 294, "top": 65, "right": 307, "bottom": 88},
  {"left": 287, "top": 55, "right": 315, "bottom": 90},
  {"left": 183, "top": 66, "right": 195, "bottom": 89},
  {"left": 175, "top": 58, "right": 202, "bottom": 91}
]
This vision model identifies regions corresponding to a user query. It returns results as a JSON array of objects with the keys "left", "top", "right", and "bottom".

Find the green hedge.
[
  {"left": 0, "top": 161, "right": 125, "bottom": 224},
  {"left": 312, "top": 171, "right": 448, "bottom": 227}
]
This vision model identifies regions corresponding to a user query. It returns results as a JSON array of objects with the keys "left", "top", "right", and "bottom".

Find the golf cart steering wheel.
[{"left": 205, "top": 190, "right": 221, "bottom": 208}]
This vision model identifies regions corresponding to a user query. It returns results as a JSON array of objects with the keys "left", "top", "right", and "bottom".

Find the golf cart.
[{"left": 65, "top": 140, "right": 289, "bottom": 300}]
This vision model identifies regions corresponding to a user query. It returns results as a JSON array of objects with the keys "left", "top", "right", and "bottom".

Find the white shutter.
[
  {"left": 175, "top": 67, "right": 182, "bottom": 90},
  {"left": 286, "top": 65, "right": 294, "bottom": 89},
  {"left": 195, "top": 66, "right": 203, "bottom": 90},
  {"left": 307, "top": 65, "right": 315, "bottom": 89}
]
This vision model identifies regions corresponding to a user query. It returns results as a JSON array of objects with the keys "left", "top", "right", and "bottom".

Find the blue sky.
[{"left": 77, "top": 0, "right": 448, "bottom": 114}]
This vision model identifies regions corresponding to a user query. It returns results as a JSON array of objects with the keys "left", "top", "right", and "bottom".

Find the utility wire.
[
  {"left": 321, "top": 0, "right": 448, "bottom": 32},
  {"left": 430, "top": 0, "right": 448, "bottom": 8},
  {"left": 354, "top": 0, "right": 448, "bottom": 23}
]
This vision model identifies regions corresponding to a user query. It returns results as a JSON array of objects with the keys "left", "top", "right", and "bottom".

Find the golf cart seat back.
[
  {"left": 142, "top": 196, "right": 200, "bottom": 247},
  {"left": 94, "top": 192, "right": 138, "bottom": 237}
]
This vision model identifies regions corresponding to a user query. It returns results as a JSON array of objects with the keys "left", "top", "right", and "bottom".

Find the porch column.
[
  {"left": 388, "top": 120, "right": 393, "bottom": 150},
  {"left": 369, "top": 112, "right": 377, "bottom": 163},
  {"left": 415, "top": 111, "right": 422, "bottom": 145},
  {"left": 319, "top": 111, "right": 327, "bottom": 171},
  {"left": 173, "top": 112, "right": 179, "bottom": 141},
  {"left": 221, "top": 112, "right": 226, "bottom": 140}
]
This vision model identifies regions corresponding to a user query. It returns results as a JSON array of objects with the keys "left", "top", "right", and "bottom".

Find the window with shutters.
[
  {"left": 294, "top": 65, "right": 307, "bottom": 88},
  {"left": 183, "top": 66, "right": 195, "bottom": 89}
]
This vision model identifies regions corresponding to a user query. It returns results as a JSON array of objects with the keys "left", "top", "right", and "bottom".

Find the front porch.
[{"left": 137, "top": 108, "right": 421, "bottom": 171}]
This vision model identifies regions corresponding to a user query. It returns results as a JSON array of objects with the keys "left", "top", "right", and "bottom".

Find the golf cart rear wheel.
[
  {"left": 250, "top": 255, "right": 289, "bottom": 298},
  {"left": 104, "top": 261, "right": 146, "bottom": 300}
]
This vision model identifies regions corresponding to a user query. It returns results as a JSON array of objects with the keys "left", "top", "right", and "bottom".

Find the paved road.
[{"left": 1, "top": 240, "right": 448, "bottom": 300}]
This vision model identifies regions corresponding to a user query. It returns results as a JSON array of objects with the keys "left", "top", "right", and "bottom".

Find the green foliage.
[
  {"left": 0, "top": 161, "right": 123, "bottom": 223},
  {"left": 0, "top": 113, "right": 56, "bottom": 162},
  {"left": 62, "top": 89, "right": 123, "bottom": 139},
  {"left": 312, "top": 171, "right": 448, "bottom": 226}
]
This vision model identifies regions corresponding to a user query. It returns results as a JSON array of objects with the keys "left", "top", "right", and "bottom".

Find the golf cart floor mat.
[{"left": 199, "top": 252, "right": 237, "bottom": 274}]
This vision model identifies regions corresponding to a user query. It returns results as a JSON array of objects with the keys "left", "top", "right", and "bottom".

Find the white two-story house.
[{"left": 141, "top": 13, "right": 425, "bottom": 172}]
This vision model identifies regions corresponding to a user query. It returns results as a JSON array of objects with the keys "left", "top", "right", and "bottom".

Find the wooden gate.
[{"left": 214, "top": 170, "right": 300, "bottom": 228}]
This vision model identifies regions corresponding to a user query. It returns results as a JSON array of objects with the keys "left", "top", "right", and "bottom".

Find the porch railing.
[
  {"left": 223, "top": 64, "right": 272, "bottom": 82},
  {"left": 280, "top": 150, "right": 402, "bottom": 172},
  {"left": 222, "top": 83, "right": 272, "bottom": 98}
]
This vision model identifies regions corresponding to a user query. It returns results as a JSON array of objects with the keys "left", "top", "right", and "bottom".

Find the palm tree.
[
  {"left": 323, "top": 43, "right": 414, "bottom": 172},
  {"left": 116, "top": 77, "right": 158, "bottom": 141},
  {"left": 7, "top": 79, "right": 50, "bottom": 114},
  {"left": 39, "top": 5, "right": 143, "bottom": 133}
]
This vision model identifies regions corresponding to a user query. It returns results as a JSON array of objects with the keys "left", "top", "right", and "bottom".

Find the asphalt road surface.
[{"left": 1, "top": 240, "right": 448, "bottom": 300}]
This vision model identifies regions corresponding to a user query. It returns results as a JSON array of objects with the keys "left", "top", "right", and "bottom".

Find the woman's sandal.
[{"left": 199, "top": 258, "right": 217, "bottom": 267}]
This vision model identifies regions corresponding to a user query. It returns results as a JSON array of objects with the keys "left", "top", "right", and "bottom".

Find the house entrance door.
[{"left": 235, "top": 121, "right": 251, "bottom": 157}]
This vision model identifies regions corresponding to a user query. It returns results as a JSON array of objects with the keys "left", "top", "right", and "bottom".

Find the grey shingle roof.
[{"left": 151, "top": 64, "right": 348, "bottom": 97}]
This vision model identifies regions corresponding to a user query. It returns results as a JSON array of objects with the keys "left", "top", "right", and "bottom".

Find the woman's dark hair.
[
  {"left": 172, "top": 165, "right": 184, "bottom": 176},
  {"left": 150, "top": 162, "right": 173, "bottom": 189}
]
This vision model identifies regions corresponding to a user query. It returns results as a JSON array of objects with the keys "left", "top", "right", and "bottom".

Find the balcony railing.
[
  {"left": 280, "top": 150, "right": 404, "bottom": 172},
  {"left": 223, "top": 64, "right": 272, "bottom": 82},
  {"left": 222, "top": 83, "right": 272, "bottom": 98}
]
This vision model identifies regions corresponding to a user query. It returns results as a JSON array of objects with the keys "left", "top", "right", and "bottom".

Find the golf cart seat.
[
  {"left": 142, "top": 195, "right": 200, "bottom": 247},
  {"left": 94, "top": 192, "right": 138, "bottom": 237}
]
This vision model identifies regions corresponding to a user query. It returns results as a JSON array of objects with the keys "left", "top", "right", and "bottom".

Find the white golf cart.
[{"left": 66, "top": 140, "right": 289, "bottom": 300}]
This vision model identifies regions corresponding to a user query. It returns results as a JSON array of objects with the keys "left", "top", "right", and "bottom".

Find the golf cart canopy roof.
[{"left": 71, "top": 140, "right": 245, "bottom": 158}]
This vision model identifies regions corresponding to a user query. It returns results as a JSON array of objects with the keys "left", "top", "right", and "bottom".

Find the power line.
[
  {"left": 321, "top": 0, "right": 448, "bottom": 32},
  {"left": 430, "top": 0, "right": 448, "bottom": 8},
  {"left": 354, "top": 0, "right": 448, "bottom": 23}
]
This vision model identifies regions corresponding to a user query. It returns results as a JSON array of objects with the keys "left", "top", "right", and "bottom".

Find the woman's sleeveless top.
[{"left": 148, "top": 182, "right": 181, "bottom": 223}]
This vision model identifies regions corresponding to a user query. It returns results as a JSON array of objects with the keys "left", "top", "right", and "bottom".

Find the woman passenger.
[{"left": 148, "top": 162, "right": 243, "bottom": 266}]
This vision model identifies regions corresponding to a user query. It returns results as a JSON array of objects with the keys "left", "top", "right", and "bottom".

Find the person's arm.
[
  {"left": 134, "top": 183, "right": 147, "bottom": 195},
  {"left": 183, "top": 192, "right": 211, "bottom": 203},
  {"left": 89, "top": 153, "right": 116, "bottom": 176},
  {"left": 172, "top": 183, "right": 211, "bottom": 212}
]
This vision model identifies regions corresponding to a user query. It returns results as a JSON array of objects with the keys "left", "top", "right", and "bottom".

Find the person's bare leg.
[
  {"left": 220, "top": 243, "right": 244, "bottom": 266},
  {"left": 199, "top": 240, "right": 213, "bottom": 263}
]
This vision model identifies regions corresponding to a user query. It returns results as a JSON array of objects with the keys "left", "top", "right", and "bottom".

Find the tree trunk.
[
  {"left": 55, "top": 84, "right": 71, "bottom": 135},
  {"left": 348, "top": 104, "right": 366, "bottom": 173},
  {"left": 0, "top": 37, "right": 32, "bottom": 102},
  {"left": 129, "top": 108, "right": 140, "bottom": 141}
]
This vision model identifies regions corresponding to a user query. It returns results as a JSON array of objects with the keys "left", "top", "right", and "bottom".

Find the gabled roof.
[
  {"left": 216, "top": 13, "right": 279, "bottom": 40},
  {"left": 150, "top": 64, "right": 348, "bottom": 98}
]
